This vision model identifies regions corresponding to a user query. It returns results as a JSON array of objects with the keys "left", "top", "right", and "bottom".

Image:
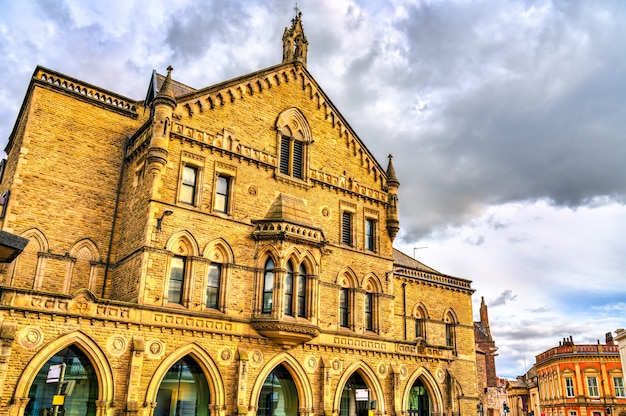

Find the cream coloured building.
[{"left": 0, "top": 13, "right": 478, "bottom": 416}]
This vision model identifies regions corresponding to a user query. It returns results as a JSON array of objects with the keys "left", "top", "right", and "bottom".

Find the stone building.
[
  {"left": 510, "top": 334, "right": 625, "bottom": 416},
  {"left": 0, "top": 13, "right": 478, "bottom": 416}
]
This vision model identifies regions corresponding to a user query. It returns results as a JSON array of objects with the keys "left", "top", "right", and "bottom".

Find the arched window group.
[
  {"left": 164, "top": 234, "right": 233, "bottom": 313},
  {"left": 335, "top": 271, "right": 383, "bottom": 333},
  {"left": 261, "top": 254, "right": 313, "bottom": 319},
  {"left": 19, "top": 335, "right": 448, "bottom": 416}
]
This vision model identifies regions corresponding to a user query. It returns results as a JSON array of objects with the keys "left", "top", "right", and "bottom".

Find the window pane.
[
  {"left": 263, "top": 259, "right": 274, "bottom": 313},
  {"left": 297, "top": 264, "right": 306, "bottom": 317},
  {"left": 168, "top": 256, "right": 185, "bottom": 304},
  {"left": 565, "top": 377, "right": 575, "bottom": 397},
  {"left": 339, "top": 288, "right": 349, "bottom": 327},
  {"left": 215, "top": 175, "right": 229, "bottom": 213},
  {"left": 206, "top": 263, "right": 220, "bottom": 309},
  {"left": 614, "top": 377, "right": 625, "bottom": 397},
  {"left": 365, "top": 293, "right": 373, "bottom": 330},
  {"left": 365, "top": 219, "right": 375, "bottom": 251},
  {"left": 587, "top": 377, "right": 599, "bottom": 397},
  {"left": 181, "top": 166, "right": 197, "bottom": 204},
  {"left": 284, "top": 263, "right": 293, "bottom": 316}
]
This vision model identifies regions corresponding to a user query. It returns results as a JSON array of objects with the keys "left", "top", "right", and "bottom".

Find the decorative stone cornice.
[{"left": 34, "top": 67, "right": 138, "bottom": 116}]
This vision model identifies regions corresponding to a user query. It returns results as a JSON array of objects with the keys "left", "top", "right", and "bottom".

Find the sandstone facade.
[{"left": 0, "top": 13, "right": 478, "bottom": 416}]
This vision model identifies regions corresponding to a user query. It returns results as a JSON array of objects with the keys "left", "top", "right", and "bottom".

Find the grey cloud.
[{"left": 490, "top": 290, "right": 517, "bottom": 307}]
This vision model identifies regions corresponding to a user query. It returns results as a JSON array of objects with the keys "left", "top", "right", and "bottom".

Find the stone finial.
[
  {"left": 282, "top": 11, "right": 308, "bottom": 66},
  {"left": 153, "top": 65, "right": 176, "bottom": 109}
]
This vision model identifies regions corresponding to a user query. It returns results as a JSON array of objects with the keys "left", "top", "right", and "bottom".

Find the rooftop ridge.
[{"left": 34, "top": 67, "right": 138, "bottom": 115}]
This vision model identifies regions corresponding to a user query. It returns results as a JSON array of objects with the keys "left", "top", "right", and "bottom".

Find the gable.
[{"left": 166, "top": 62, "right": 390, "bottom": 197}]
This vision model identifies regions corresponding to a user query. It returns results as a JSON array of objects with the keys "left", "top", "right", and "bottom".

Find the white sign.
[
  {"left": 355, "top": 388, "right": 369, "bottom": 401},
  {"left": 46, "top": 364, "right": 62, "bottom": 383}
]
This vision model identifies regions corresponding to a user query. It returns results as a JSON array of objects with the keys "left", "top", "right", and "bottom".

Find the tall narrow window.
[
  {"left": 180, "top": 165, "right": 198, "bottom": 205},
  {"left": 365, "top": 218, "right": 375, "bottom": 251},
  {"left": 168, "top": 256, "right": 185, "bottom": 304},
  {"left": 339, "top": 288, "right": 349, "bottom": 328},
  {"left": 280, "top": 136, "right": 291, "bottom": 176},
  {"left": 292, "top": 140, "right": 303, "bottom": 179},
  {"left": 297, "top": 264, "right": 306, "bottom": 317},
  {"left": 214, "top": 175, "right": 230, "bottom": 213},
  {"left": 415, "top": 317, "right": 425, "bottom": 339},
  {"left": 586, "top": 376, "right": 599, "bottom": 397},
  {"left": 341, "top": 212, "right": 353, "bottom": 246},
  {"left": 364, "top": 292, "right": 373, "bottom": 331},
  {"left": 279, "top": 135, "right": 304, "bottom": 179},
  {"left": 206, "top": 263, "right": 221, "bottom": 309},
  {"left": 564, "top": 376, "right": 575, "bottom": 397},
  {"left": 614, "top": 376, "right": 625, "bottom": 398},
  {"left": 446, "top": 323, "right": 455, "bottom": 348},
  {"left": 262, "top": 259, "right": 274, "bottom": 314},
  {"left": 284, "top": 262, "right": 294, "bottom": 316}
]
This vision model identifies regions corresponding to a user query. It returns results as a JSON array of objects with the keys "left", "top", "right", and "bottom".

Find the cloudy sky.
[{"left": 1, "top": 0, "right": 625, "bottom": 378}]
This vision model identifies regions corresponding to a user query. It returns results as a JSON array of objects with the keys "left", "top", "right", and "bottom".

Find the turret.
[
  {"left": 386, "top": 154, "right": 400, "bottom": 241},
  {"left": 147, "top": 65, "right": 176, "bottom": 176},
  {"left": 282, "top": 11, "right": 308, "bottom": 66}
]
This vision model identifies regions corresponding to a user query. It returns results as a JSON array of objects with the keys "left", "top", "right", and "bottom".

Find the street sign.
[{"left": 46, "top": 365, "right": 62, "bottom": 383}]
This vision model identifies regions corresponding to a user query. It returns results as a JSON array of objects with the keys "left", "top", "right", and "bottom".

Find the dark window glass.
[
  {"left": 206, "top": 263, "right": 220, "bottom": 309},
  {"left": 155, "top": 356, "right": 210, "bottom": 416},
  {"left": 365, "top": 219, "right": 375, "bottom": 251},
  {"left": 446, "top": 323, "right": 455, "bottom": 347},
  {"left": 181, "top": 165, "right": 197, "bottom": 205},
  {"left": 168, "top": 256, "right": 185, "bottom": 304},
  {"left": 297, "top": 264, "right": 306, "bottom": 317},
  {"left": 415, "top": 318, "right": 425, "bottom": 339},
  {"left": 215, "top": 175, "right": 230, "bottom": 213},
  {"left": 342, "top": 212, "right": 352, "bottom": 246},
  {"left": 263, "top": 259, "right": 274, "bottom": 314},
  {"left": 365, "top": 292, "right": 373, "bottom": 330},
  {"left": 284, "top": 262, "right": 294, "bottom": 316},
  {"left": 339, "top": 288, "right": 349, "bottom": 328}
]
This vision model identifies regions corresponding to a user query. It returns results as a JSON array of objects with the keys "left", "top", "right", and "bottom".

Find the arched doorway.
[
  {"left": 257, "top": 364, "right": 299, "bottom": 416},
  {"left": 154, "top": 356, "right": 210, "bottom": 416},
  {"left": 340, "top": 372, "right": 373, "bottom": 416},
  {"left": 25, "top": 345, "right": 98, "bottom": 416},
  {"left": 408, "top": 379, "right": 430, "bottom": 416}
]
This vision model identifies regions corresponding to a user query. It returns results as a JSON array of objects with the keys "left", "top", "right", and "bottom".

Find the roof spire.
[
  {"left": 282, "top": 8, "right": 308, "bottom": 66},
  {"left": 153, "top": 65, "right": 176, "bottom": 109}
]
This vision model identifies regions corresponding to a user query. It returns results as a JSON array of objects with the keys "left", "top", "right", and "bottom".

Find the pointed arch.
[
  {"left": 335, "top": 267, "right": 358, "bottom": 288},
  {"left": 66, "top": 238, "right": 100, "bottom": 294},
  {"left": 10, "top": 228, "right": 49, "bottom": 289},
  {"left": 12, "top": 330, "right": 114, "bottom": 416},
  {"left": 249, "top": 352, "right": 313, "bottom": 412},
  {"left": 442, "top": 308, "right": 458, "bottom": 324},
  {"left": 165, "top": 230, "right": 200, "bottom": 257},
  {"left": 401, "top": 367, "right": 444, "bottom": 415},
  {"left": 334, "top": 361, "right": 385, "bottom": 414},
  {"left": 144, "top": 343, "right": 225, "bottom": 412},
  {"left": 202, "top": 238, "right": 234, "bottom": 264},
  {"left": 361, "top": 273, "right": 382, "bottom": 292},
  {"left": 412, "top": 302, "right": 430, "bottom": 319}
]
